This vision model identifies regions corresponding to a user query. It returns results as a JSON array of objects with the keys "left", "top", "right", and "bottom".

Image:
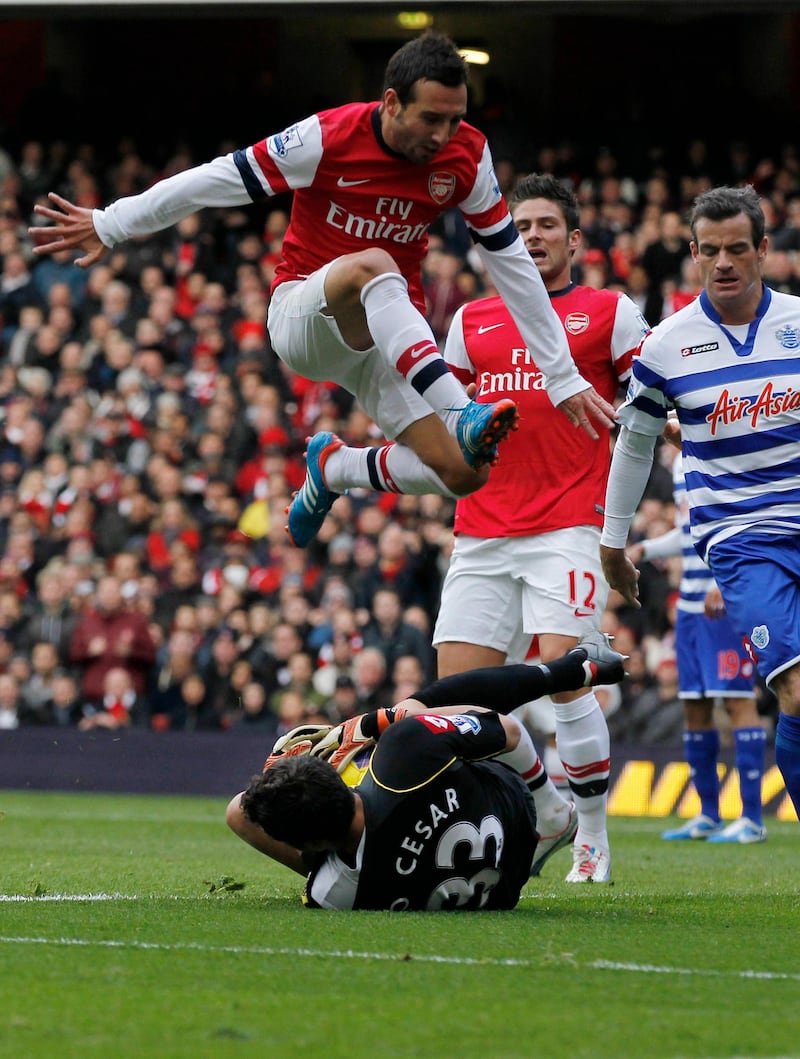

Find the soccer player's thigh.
[
  {"left": 345, "top": 341, "right": 433, "bottom": 441},
  {"left": 709, "top": 534, "right": 800, "bottom": 686},
  {"left": 518, "top": 526, "right": 609, "bottom": 640},
  {"left": 267, "top": 265, "right": 432, "bottom": 440},
  {"left": 433, "top": 537, "right": 522, "bottom": 653},
  {"left": 267, "top": 265, "right": 367, "bottom": 387}
]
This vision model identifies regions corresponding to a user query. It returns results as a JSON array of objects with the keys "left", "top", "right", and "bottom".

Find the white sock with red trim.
[
  {"left": 361, "top": 272, "right": 468, "bottom": 412},
  {"left": 553, "top": 691, "right": 610, "bottom": 849},
  {"left": 324, "top": 442, "right": 456, "bottom": 497}
]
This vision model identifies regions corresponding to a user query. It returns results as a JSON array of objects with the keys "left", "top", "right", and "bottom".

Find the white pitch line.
[
  {"left": 0, "top": 933, "right": 798, "bottom": 981},
  {"left": 0, "top": 893, "right": 138, "bottom": 902}
]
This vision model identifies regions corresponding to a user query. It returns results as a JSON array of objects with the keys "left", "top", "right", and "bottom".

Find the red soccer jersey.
[
  {"left": 246, "top": 103, "right": 509, "bottom": 313},
  {"left": 445, "top": 285, "right": 648, "bottom": 538}
]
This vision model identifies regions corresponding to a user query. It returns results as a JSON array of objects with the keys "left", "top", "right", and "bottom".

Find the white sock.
[
  {"left": 324, "top": 442, "right": 458, "bottom": 498},
  {"left": 543, "top": 742, "right": 568, "bottom": 787},
  {"left": 553, "top": 691, "right": 610, "bottom": 849},
  {"left": 361, "top": 272, "right": 469, "bottom": 412}
]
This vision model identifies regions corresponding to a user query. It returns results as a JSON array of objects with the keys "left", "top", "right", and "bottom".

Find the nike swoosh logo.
[
  {"left": 477, "top": 323, "right": 504, "bottom": 335},
  {"left": 337, "top": 177, "right": 371, "bottom": 187},
  {"left": 409, "top": 341, "right": 435, "bottom": 359}
]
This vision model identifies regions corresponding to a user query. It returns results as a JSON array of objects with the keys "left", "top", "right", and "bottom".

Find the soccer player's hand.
[
  {"left": 309, "top": 715, "right": 375, "bottom": 773},
  {"left": 262, "top": 723, "right": 333, "bottom": 771},
  {"left": 600, "top": 544, "right": 641, "bottom": 608},
  {"left": 558, "top": 387, "right": 618, "bottom": 441},
  {"left": 29, "top": 193, "right": 108, "bottom": 268}
]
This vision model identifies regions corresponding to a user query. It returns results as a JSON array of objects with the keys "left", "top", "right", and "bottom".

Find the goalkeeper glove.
[
  {"left": 310, "top": 705, "right": 410, "bottom": 772},
  {"left": 261, "top": 723, "right": 333, "bottom": 772}
]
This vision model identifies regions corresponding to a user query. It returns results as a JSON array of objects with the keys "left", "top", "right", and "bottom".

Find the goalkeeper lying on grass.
[{"left": 226, "top": 633, "right": 626, "bottom": 910}]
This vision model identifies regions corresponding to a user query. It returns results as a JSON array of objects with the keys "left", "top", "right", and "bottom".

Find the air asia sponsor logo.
[
  {"left": 706, "top": 381, "right": 800, "bottom": 434},
  {"left": 270, "top": 124, "right": 303, "bottom": 158},
  {"left": 681, "top": 341, "right": 719, "bottom": 357},
  {"left": 429, "top": 172, "right": 456, "bottom": 205},
  {"left": 565, "top": 313, "right": 590, "bottom": 335}
]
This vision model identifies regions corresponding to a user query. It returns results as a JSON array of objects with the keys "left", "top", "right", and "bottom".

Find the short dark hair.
[
  {"left": 383, "top": 32, "right": 468, "bottom": 105},
  {"left": 689, "top": 184, "right": 765, "bottom": 247},
  {"left": 508, "top": 173, "right": 580, "bottom": 233},
  {"left": 240, "top": 756, "right": 355, "bottom": 849}
]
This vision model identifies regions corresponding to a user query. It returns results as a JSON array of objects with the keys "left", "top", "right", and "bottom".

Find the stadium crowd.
[{"left": 0, "top": 132, "right": 788, "bottom": 742}]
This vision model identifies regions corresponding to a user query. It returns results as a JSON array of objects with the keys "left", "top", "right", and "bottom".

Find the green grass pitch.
[{"left": 1, "top": 790, "right": 797, "bottom": 1059}]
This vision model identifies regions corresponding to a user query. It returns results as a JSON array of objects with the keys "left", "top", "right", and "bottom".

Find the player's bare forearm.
[
  {"left": 600, "top": 544, "right": 641, "bottom": 608},
  {"left": 29, "top": 192, "right": 108, "bottom": 268},
  {"left": 558, "top": 388, "right": 618, "bottom": 440}
]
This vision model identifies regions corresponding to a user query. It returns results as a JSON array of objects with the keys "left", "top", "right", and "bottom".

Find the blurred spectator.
[
  {"left": 49, "top": 669, "right": 81, "bottom": 727},
  {"left": 268, "top": 649, "right": 326, "bottom": 717},
  {"left": 273, "top": 687, "right": 328, "bottom": 737},
  {"left": 351, "top": 646, "right": 393, "bottom": 711},
  {"left": 200, "top": 624, "right": 244, "bottom": 727},
  {"left": 16, "top": 565, "right": 77, "bottom": 657},
  {"left": 68, "top": 573, "right": 157, "bottom": 709},
  {"left": 390, "top": 653, "right": 425, "bottom": 702},
  {"left": 229, "top": 680, "right": 276, "bottom": 733},
  {"left": 360, "top": 586, "right": 435, "bottom": 684},
  {"left": 641, "top": 210, "right": 691, "bottom": 323},
  {"left": 78, "top": 665, "right": 144, "bottom": 730},
  {"left": 423, "top": 246, "right": 469, "bottom": 344},
  {"left": 772, "top": 195, "right": 800, "bottom": 251},
  {"left": 610, "top": 656, "right": 684, "bottom": 745},
  {"left": 763, "top": 249, "right": 800, "bottom": 296},
  {"left": 312, "top": 626, "right": 358, "bottom": 698},
  {"left": 320, "top": 673, "right": 361, "bottom": 723},
  {"left": 18, "top": 640, "right": 61, "bottom": 724},
  {"left": 0, "top": 672, "right": 20, "bottom": 729},
  {"left": 149, "top": 627, "right": 200, "bottom": 730}
]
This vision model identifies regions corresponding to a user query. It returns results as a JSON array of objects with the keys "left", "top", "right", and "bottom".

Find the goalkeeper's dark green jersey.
[{"left": 303, "top": 711, "right": 538, "bottom": 911}]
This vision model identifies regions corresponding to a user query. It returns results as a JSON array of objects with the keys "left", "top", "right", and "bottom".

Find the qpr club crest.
[
  {"left": 565, "top": 312, "right": 590, "bottom": 335},
  {"left": 750, "top": 624, "right": 770, "bottom": 650},
  {"left": 429, "top": 171, "right": 456, "bottom": 205},
  {"left": 776, "top": 325, "right": 800, "bottom": 350}
]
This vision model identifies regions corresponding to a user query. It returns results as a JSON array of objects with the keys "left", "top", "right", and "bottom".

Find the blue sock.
[
  {"left": 685, "top": 729, "right": 720, "bottom": 822},
  {"left": 734, "top": 726, "right": 766, "bottom": 825},
  {"left": 775, "top": 712, "right": 800, "bottom": 820}
]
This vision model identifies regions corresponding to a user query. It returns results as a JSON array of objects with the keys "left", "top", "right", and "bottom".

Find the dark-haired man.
[
  {"left": 434, "top": 173, "right": 649, "bottom": 882},
  {"left": 226, "top": 632, "right": 626, "bottom": 910},
  {"left": 601, "top": 183, "right": 800, "bottom": 825},
  {"left": 31, "top": 34, "right": 614, "bottom": 551}
]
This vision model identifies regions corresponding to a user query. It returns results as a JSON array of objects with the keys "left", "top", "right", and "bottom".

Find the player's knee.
[
  {"left": 439, "top": 461, "right": 489, "bottom": 496},
  {"left": 351, "top": 248, "right": 402, "bottom": 288},
  {"left": 225, "top": 793, "right": 247, "bottom": 835}
]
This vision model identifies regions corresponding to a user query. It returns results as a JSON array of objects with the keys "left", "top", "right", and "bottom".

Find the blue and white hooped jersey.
[
  {"left": 619, "top": 285, "right": 800, "bottom": 559},
  {"left": 671, "top": 454, "right": 716, "bottom": 614}
]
